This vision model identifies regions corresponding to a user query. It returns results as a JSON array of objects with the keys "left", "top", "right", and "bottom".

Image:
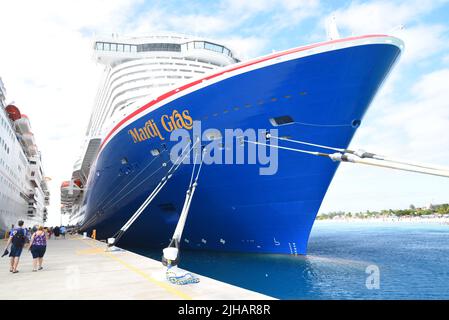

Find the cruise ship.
[
  {"left": 0, "top": 77, "right": 50, "bottom": 234},
  {"left": 62, "top": 33, "right": 403, "bottom": 254}
]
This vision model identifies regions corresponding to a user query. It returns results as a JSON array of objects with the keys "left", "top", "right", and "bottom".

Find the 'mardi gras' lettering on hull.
[{"left": 128, "top": 109, "right": 193, "bottom": 143}]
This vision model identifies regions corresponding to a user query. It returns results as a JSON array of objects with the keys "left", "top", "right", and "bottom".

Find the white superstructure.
[
  {"left": 63, "top": 33, "right": 239, "bottom": 224},
  {"left": 0, "top": 77, "right": 49, "bottom": 233}
]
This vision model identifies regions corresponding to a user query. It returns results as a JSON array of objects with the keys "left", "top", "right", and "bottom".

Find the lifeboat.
[
  {"left": 61, "top": 181, "right": 70, "bottom": 189},
  {"left": 60, "top": 180, "right": 80, "bottom": 201},
  {"left": 73, "top": 179, "right": 83, "bottom": 188},
  {"left": 5, "top": 104, "right": 21, "bottom": 121},
  {"left": 14, "top": 114, "right": 32, "bottom": 133}
]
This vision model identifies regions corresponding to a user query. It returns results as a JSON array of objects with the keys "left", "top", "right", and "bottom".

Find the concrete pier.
[{"left": 0, "top": 235, "right": 273, "bottom": 300}]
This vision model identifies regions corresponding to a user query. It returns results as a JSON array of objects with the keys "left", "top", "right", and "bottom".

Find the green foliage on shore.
[{"left": 317, "top": 203, "right": 449, "bottom": 220}]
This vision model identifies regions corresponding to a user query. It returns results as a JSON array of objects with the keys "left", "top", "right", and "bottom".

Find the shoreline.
[{"left": 316, "top": 216, "right": 449, "bottom": 225}]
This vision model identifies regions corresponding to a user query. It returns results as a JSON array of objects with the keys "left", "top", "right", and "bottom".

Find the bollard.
[{"left": 92, "top": 229, "right": 96, "bottom": 240}]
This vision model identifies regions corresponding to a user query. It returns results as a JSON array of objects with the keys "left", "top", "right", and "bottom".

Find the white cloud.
[
  {"left": 443, "top": 54, "right": 449, "bottom": 64},
  {"left": 327, "top": 0, "right": 449, "bottom": 64},
  {"left": 127, "top": 0, "right": 321, "bottom": 55},
  {"left": 321, "top": 67, "right": 449, "bottom": 214},
  {"left": 394, "top": 24, "right": 448, "bottom": 64},
  {"left": 217, "top": 36, "right": 268, "bottom": 60},
  {"left": 0, "top": 0, "right": 140, "bottom": 226},
  {"left": 379, "top": 69, "right": 449, "bottom": 160}
]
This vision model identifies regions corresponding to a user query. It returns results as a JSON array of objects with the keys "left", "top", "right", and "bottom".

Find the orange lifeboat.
[
  {"left": 61, "top": 181, "right": 70, "bottom": 188},
  {"left": 5, "top": 104, "right": 21, "bottom": 121},
  {"left": 73, "top": 179, "right": 83, "bottom": 188}
]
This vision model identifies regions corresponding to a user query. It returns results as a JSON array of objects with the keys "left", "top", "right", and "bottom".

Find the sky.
[{"left": 0, "top": 0, "right": 448, "bottom": 225}]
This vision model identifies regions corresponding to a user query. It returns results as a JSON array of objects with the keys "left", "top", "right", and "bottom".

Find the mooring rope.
[
  {"left": 166, "top": 266, "right": 200, "bottom": 285},
  {"left": 109, "top": 139, "right": 199, "bottom": 246},
  {"left": 243, "top": 137, "right": 449, "bottom": 178},
  {"left": 98, "top": 149, "right": 167, "bottom": 210}
]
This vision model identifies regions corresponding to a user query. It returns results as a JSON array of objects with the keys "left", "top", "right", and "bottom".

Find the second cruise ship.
[{"left": 0, "top": 77, "right": 50, "bottom": 234}]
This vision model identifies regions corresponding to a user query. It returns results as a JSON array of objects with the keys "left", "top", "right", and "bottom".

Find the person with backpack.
[
  {"left": 53, "top": 226, "right": 60, "bottom": 239},
  {"left": 4, "top": 220, "right": 28, "bottom": 273}
]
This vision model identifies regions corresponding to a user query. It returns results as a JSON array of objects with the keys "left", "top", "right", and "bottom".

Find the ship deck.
[{"left": 0, "top": 234, "right": 273, "bottom": 300}]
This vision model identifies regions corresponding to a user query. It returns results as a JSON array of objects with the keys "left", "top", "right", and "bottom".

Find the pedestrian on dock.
[
  {"left": 60, "top": 226, "right": 66, "bottom": 239},
  {"left": 47, "top": 227, "right": 53, "bottom": 239},
  {"left": 53, "top": 226, "right": 60, "bottom": 239},
  {"left": 4, "top": 220, "right": 28, "bottom": 273},
  {"left": 29, "top": 226, "right": 47, "bottom": 272}
]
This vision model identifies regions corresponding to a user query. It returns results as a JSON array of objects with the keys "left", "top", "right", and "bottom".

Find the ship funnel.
[{"left": 326, "top": 15, "right": 340, "bottom": 40}]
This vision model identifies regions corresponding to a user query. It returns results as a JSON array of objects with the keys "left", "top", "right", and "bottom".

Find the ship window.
[
  {"left": 111, "top": 43, "right": 117, "bottom": 51},
  {"left": 138, "top": 43, "right": 181, "bottom": 52},
  {"left": 269, "top": 115, "right": 295, "bottom": 127},
  {"left": 117, "top": 44, "right": 124, "bottom": 52},
  {"left": 104, "top": 43, "right": 110, "bottom": 51},
  {"left": 124, "top": 44, "right": 130, "bottom": 52},
  {"left": 194, "top": 41, "right": 204, "bottom": 49},
  {"left": 204, "top": 42, "right": 223, "bottom": 53},
  {"left": 158, "top": 203, "right": 176, "bottom": 212},
  {"left": 95, "top": 42, "right": 103, "bottom": 50},
  {"left": 131, "top": 45, "right": 137, "bottom": 53}
]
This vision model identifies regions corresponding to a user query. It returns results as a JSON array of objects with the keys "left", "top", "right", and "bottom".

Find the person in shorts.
[
  {"left": 4, "top": 220, "right": 28, "bottom": 273},
  {"left": 29, "top": 226, "right": 47, "bottom": 271}
]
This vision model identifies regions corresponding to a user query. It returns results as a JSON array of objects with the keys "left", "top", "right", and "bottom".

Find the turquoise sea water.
[{"left": 133, "top": 221, "right": 449, "bottom": 299}]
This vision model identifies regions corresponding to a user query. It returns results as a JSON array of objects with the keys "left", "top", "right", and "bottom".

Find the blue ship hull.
[{"left": 80, "top": 37, "right": 402, "bottom": 254}]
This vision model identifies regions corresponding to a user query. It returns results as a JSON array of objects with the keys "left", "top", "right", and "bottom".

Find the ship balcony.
[
  {"left": 29, "top": 171, "right": 42, "bottom": 188},
  {"left": 61, "top": 197, "right": 74, "bottom": 205},
  {"left": 20, "top": 191, "right": 31, "bottom": 202},
  {"left": 41, "top": 180, "right": 49, "bottom": 191},
  {"left": 27, "top": 208, "right": 36, "bottom": 217},
  {"left": 28, "top": 189, "right": 38, "bottom": 200}
]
